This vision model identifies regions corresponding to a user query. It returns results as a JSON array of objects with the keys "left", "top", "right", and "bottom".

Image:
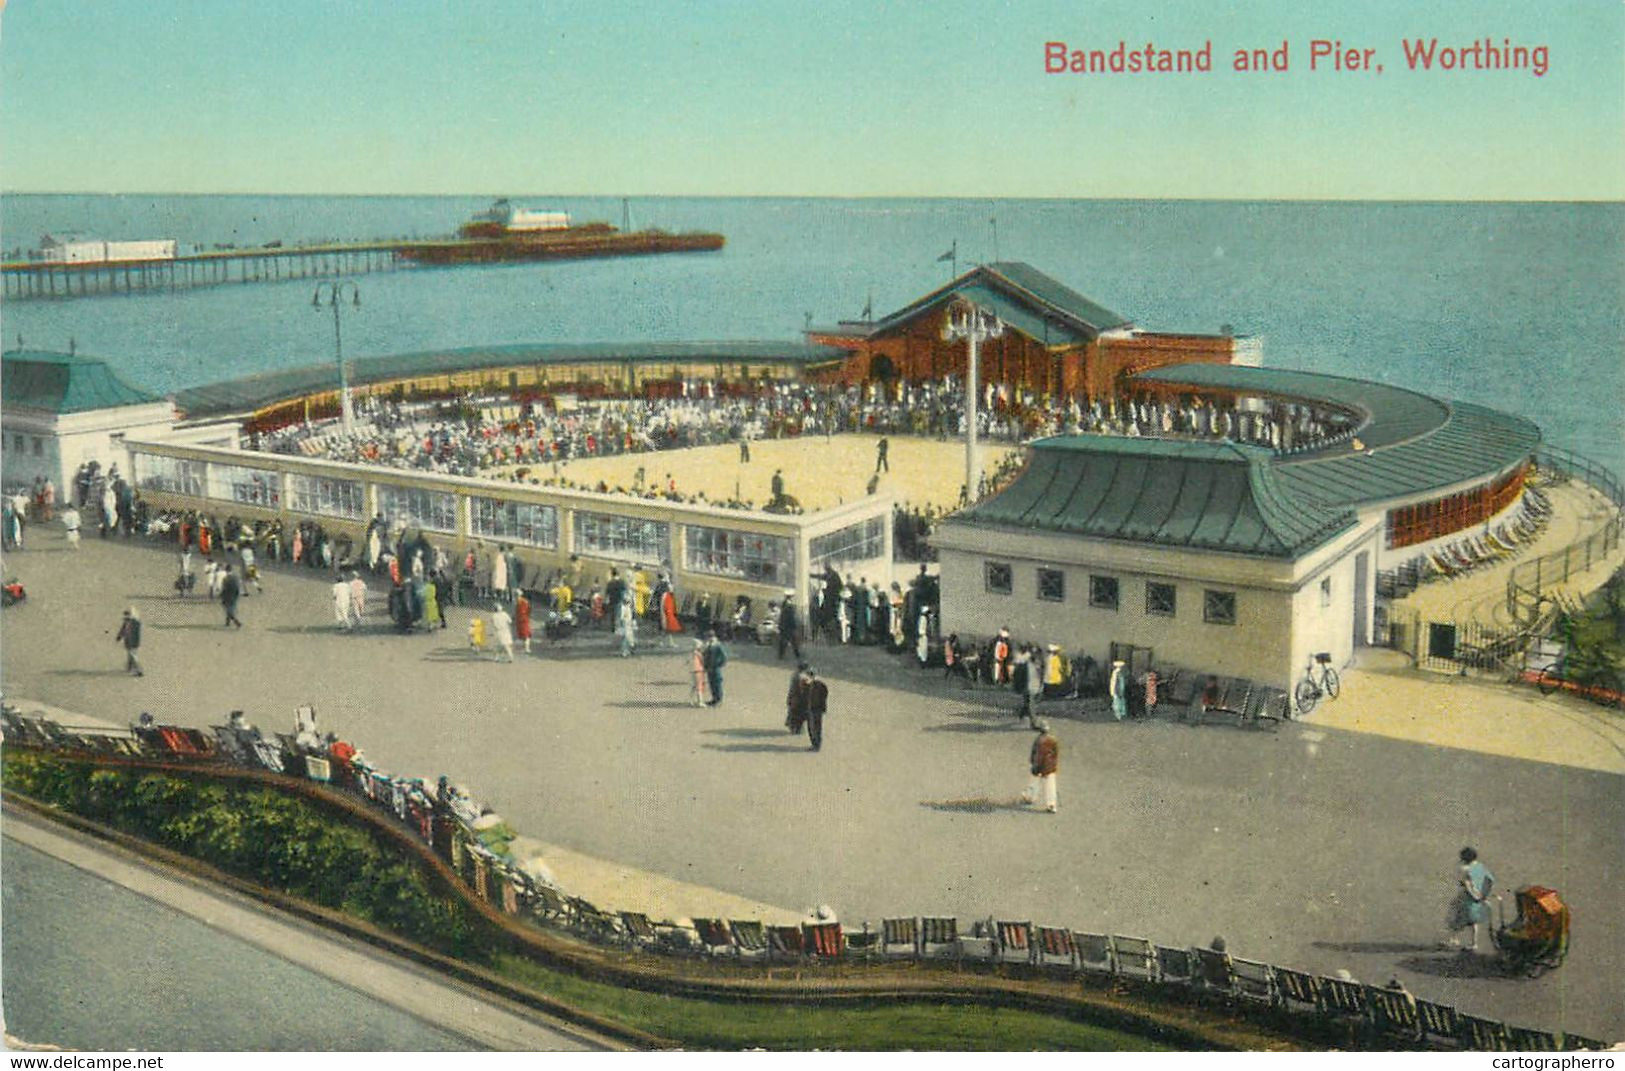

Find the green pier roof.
[{"left": 1, "top": 349, "right": 164, "bottom": 414}]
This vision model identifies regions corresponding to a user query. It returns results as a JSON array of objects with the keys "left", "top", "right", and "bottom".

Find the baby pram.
[{"left": 1492, "top": 885, "right": 1569, "bottom": 976}]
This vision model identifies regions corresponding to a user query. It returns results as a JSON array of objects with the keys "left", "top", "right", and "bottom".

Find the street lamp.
[
  {"left": 942, "top": 299, "right": 1003, "bottom": 505},
  {"left": 312, "top": 281, "right": 361, "bottom": 435}
]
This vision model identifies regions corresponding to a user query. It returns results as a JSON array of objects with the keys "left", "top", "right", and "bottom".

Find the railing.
[
  {"left": 4, "top": 704, "right": 1613, "bottom": 1053},
  {"left": 1506, "top": 446, "right": 1625, "bottom": 628}
]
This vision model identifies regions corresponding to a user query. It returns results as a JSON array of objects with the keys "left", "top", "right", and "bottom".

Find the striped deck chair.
[
  {"left": 1316, "top": 975, "right": 1369, "bottom": 1019},
  {"left": 1110, "top": 935, "right": 1157, "bottom": 982},
  {"left": 768, "top": 924, "right": 806, "bottom": 960},
  {"left": 1074, "top": 932, "right": 1113, "bottom": 976},
  {"left": 1509, "top": 1026, "right": 1560, "bottom": 1052},
  {"left": 569, "top": 898, "right": 622, "bottom": 943},
  {"left": 1414, "top": 1000, "right": 1459, "bottom": 1046},
  {"left": 692, "top": 917, "right": 735, "bottom": 955},
  {"left": 996, "top": 920, "right": 1034, "bottom": 964},
  {"left": 1035, "top": 927, "right": 1076, "bottom": 970},
  {"left": 882, "top": 917, "right": 919, "bottom": 957},
  {"left": 1561, "top": 1034, "right": 1610, "bottom": 1052},
  {"left": 1230, "top": 958, "right": 1277, "bottom": 1006},
  {"left": 1365, "top": 985, "right": 1420, "bottom": 1042},
  {"left": 254, "top": 738, "right": 291, "bottom": 773},
  {"left": 729, "top": 919, "right": 768, "bottom": 958},
  {"left": 1273, "top": 966, "right": 1323, "bottom": 1012},
  {"left": 920, "top": 917, "right": 958, "bottom": 958},
  {"left": 803, "top": 921, "right": 844, "bottom": 960},
  {"left": 1458, "top": 1014, "right": 1512, "bottom": 1051},
  {"left": 1155, "top": 946, "right": 1196, "bottom": 988},
  {"left": 619, "top": 911, "right": 659, "bottom": 948}
]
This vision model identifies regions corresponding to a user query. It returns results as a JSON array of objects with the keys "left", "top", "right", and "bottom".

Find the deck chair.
[
  {"left": 1109, "top": 935, "right": 1157, "bottom": 982},
  {"left": 619, "top": 911, "right": 660, "bottom": 948},
  {"left": 1509, "top": 1027, "right": 1560, "bottom": 1052},
  {"left": 1316, "top": 975, "right": 1369, "bottom": 1019},
  {"left": 956, "top": 928, "right": 996, "bottom": 961},
  {"left": 768, "top": 924, "right": 806, "bottom": 960},
  {"left": 1074, "top": 932, "right": 1114, "bottom": 976},
  {"left": 920, "top": 917, "right": 958, "bottom": 958},
  {"left": 303, "top": 754, "right": 332, "bottom": 782},
  {"left": 569, "top": 897, "right": 622, "bottom": 942},
  {"left": 996, "top": 920, "right": 1034, "bottom": 964},
  {"left": 1165, "top": 673, "right": 1201, "bottom": 708},
  {"left": 1273, "top": 966, "right": 1323, "bottom": 1012},
  {"left": 1366, "top": 985, "right": 1421, "bottom": 1042},
  {"left": 692, "top": 917, "right": 735, "bottom": 955},
  {"left": 729, "top": 919, "right": 768, "bottom": 958},
  {"left": 1414, "top": 1000, "right": 1459, "bottom": 1046},
  {"left": 1155, "top": 946, "right": 1197, "bottom": 988},
  {"left": 1458, "top": 1014, "right": 1512, "bottom": 1051},
  {"left": 882, "top": 917, "right": 920, "bottom": 957},
  {"left": 845, "top": 926, "right": 882, "bottom": 960},
  {"left": 1035, "top": 927, "right": 1076, "bottom": 970},
  {"left": 1192, "top": 946, "right": 1235, "bottom": 992},
  {"left": 1230, "top": 958, "right": 1277, "bottom": 1006},
  {"left": 803, "top": 921, "right": 844, "bottom": 960}
]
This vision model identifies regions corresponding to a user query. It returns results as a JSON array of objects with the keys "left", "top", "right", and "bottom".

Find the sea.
[{"left": 3, "top": 195, "right": 1621, "bottom": 474}]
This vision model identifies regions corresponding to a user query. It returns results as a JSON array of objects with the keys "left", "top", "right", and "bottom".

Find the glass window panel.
[
  {"left": 472, "top": 497, "right": 558, "bottom": 548},
  {"left": 1036, "top": 567, "right": 1065, "bottom": 602},
  {"left": 378, "top": 485, "right": 457, "bottom": 533},
  {"left": 287, "top": 473, "right": 366, "bottom": 520},
  {"left": 134, "top": 452, "right": 205, "bottom": 497},
  {"left": 574, "top": 512, "right": 670, "bottom": 561},
  {"left": 684, "top": 525, "right": 793, "bottom": 585},
  {"left": 1203, "top": 590, "right": 1237, "bottom": 625},
  {"left": 1089, "top": 575, "right": 1119, "bottom": 611},
  {"left": 205, "top": 462, "right": 282, "bottom": 507},
  {"left": 984, "top": 561, "right": 1013, "bottom": 595}
]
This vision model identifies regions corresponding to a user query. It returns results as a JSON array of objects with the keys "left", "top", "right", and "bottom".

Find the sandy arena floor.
[{"left": 514, "top": 434, "right": 1020, "bottom": 513}]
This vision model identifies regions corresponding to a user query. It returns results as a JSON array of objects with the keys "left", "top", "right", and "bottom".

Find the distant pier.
[
  {"left": 3, "top": 228, "right": 726, "bottom": 301},
  {"left": 2, "top": 242, "right": 403, "bottom": 301}
]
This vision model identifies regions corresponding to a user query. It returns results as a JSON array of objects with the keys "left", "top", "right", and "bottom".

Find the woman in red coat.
[
  {"left": 515, "top": 591, "right": 533, "bottom": 654},
  {"left": 660, "top": 586, "right": 682, "bottom": 646}
]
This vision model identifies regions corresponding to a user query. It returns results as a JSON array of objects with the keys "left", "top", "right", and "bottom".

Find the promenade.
[{"left": 2, "top": 528, "right": 1620, "bottom": 1041}]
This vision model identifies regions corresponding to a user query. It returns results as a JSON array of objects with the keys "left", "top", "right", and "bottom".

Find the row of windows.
[
  {"left": 809, "top": 516, "right": 885, "bottom": 572},
  {"left": 684, "top": 526, "right": 794, "bottom": 586},
  {"left": 472, "top": 498, "right": 559, "bottom": 548},
  {"left": 575, "top": 512, "right": 670, "bottom": 561},
  {"left": 378, "top": 485, "right": 458, "bottom": 533},
  {"left": 984, "top": 562, "right": 1237, "bottom": 625},
  {"left": 11, "top": 434, "right": 44, "bottom": 457},
  {"left": 288, "top": 473, "right": 366, "bottom": 520},
  {"left": 135, "top": 454, "right": 206, "bottom": 497},
  {"left": 205, "top": 462, "right": 282, "bottom": 508}
]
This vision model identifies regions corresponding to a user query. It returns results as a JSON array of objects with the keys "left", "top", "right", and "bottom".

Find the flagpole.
[{"left": 991, "top": 209, "right": 999, "bottom": 262}]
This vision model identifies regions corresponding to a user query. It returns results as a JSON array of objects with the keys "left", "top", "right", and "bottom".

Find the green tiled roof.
[
  {"left": 867, "top": 263, "right": 1130, "bottom": 343},
  {"left": 956, "top": 436, "right": 1356, "bottom": 559},
  {"left": 174, "top": 340, "right": 847, "bottom": 418},
  {"left": 1, "top": 349, "right": 163, "bottom": 414},
  {"left": 1133, "top": 363, "right": 1541, "bottom": 506}
]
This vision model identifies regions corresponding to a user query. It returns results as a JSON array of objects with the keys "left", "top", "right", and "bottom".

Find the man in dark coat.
[
  {"left": 115, "top": 607, "right": 144, "bottom": 676},
  {"left": 777, "top": 591, "right": 803, "bottom": 660},
  {"left": 702, "top": 631, "right": 729, "bottom": 706},
  {"left": 786, "top": 662, "right": 810, "bottom": 734},
  {"left": 220, "top": 569, "right": 243, "bottom": 628},
  {"left": 805, "top": 669, "right": 830, "bottom": 752}
]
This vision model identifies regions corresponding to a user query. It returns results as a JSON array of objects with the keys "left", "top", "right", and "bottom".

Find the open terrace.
[{"left": 1, "top": 527, "right": 1620, "bottom": 1041}]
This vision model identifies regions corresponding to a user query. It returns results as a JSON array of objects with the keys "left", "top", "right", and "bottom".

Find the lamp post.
[
  {"left": 312, "top": 281, "right": 361, "bottom": 436},
  {"left": 942, "top": 299, "right": 1003, "bottom": 505}
]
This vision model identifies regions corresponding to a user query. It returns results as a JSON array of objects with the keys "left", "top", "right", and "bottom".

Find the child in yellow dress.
[{"left": 468, "top": 615, "right": 486, "bottom": 654}]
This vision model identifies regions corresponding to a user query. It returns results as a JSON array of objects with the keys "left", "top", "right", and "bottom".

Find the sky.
[{"left": 1, "top": 0, "right": 1621, "bottom": 200}]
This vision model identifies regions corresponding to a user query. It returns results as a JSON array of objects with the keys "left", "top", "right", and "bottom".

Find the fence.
[
  {"left": 3, "top": 703, "right": 1611, "bottom": 1053},
  {"left": 1506, "top": 446, "right": 1625, "bottom": 629}
]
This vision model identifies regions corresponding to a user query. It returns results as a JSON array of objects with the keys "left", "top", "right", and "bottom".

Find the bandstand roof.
[
  {"left": 1133, "top": 363, "right": 1541, "bottom": 507},
  {"left": 864, "top": 262, "right": 1132, "bottom": 346},
  {"left": 954, "top": 436, "right": 1356, "bottom": 559}
]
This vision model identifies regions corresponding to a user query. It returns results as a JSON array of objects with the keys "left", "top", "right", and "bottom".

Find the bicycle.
[{"left": 1293, "top": 653, "right": 1341, "bottom": 716}]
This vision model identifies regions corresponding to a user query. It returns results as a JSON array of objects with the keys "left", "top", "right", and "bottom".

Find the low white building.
[{"left": 2, "top": 349, "right": 176, "bottom": 493}]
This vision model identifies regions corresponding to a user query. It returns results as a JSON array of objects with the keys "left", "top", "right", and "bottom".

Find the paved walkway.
[
  {"left": 2, "top": 529, "right": 1620, "bottom": 1041},
  {"left": 3, "top": 805, "right": 609, "bottom": 1051}
]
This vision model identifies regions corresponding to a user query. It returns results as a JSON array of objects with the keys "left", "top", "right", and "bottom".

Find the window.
[
  {"left": 473, "top": 497, "right": 558, "bottom": 548},
  {"left": 1036, "top": 567, "right": 1065, "bottom": 602},
  {"left": 378, "top": 485, "right": 457, "bottom": 533},
  {"left": 11, "top": 435, "right": 21, "bottom": 451},
  {"left": 1146, "top": 581, "right": 1177, "bottom": 617},
  {"left": 205, "top": 462, "right": 281, "bottom": 506},
  {"left": 288, "top": 473, "right": 365, "bottom": 519},
  {"left": 134, "top": 452, "right": 205, "bottom": 497},
  {"left": 1089, "top": 575, "right": 1120, "bottom": 611},
  {"left": 1319, "top": 577, "right": 1333, "bottom": 607},
  {"left": 809, "top": 516, "right": 885, "bottom": 571},
  {"left": 1204, "top": 590, "right": 1238, "bottom": 625},
  {"left": 984, "top": 561, "right": 1013, "bottom": 595},
  {"left": 575, "top": 512, "right": 669, "bottom": 561},
  {"left": 32, "top": 437, "right": 43, "bottom": 457},
  {"left": 685, "top": 525, "right": 793, "bottom": 585}
]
